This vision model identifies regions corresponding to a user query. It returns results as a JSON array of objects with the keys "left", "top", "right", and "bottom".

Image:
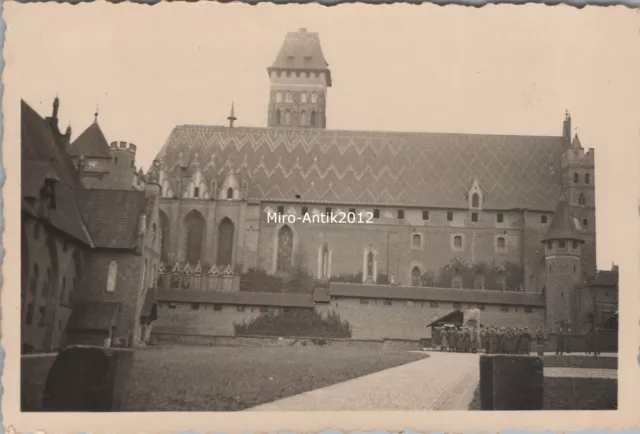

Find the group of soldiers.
[
  {"left": 435, "top": 324, "right": 546, "bottom": 356},
  {"left": 434, "top": 324, "right": 605, "bottom": 358}
]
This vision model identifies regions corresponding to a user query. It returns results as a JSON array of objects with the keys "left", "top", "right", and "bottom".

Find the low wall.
[
  {"left": 543, "top": 354, "right": 617, "bottom": 370},
  {"left": 151, "top": 332, "right": 421, "bottom": 351},
  {"left": 544, "top": 331, "right": 618, "bottom": 353},
  {"left": 21, "top": 353, "right": 58, "bottom": 411}
]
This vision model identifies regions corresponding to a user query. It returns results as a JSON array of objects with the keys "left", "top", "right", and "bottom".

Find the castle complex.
[{"left": 21, "top": 29, "right": 618, "bottom": 351}]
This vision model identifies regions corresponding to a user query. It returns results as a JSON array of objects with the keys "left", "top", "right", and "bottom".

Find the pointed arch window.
[
  {"left": 227, "top": 187, "right": 234, "bottom": 199},
  {"left": 573, "top": 172, "right": 579, "bottom": 183},
  {"left": 412, "top": 234, "right": 421, "bottom": 248},
  {"left": 194, "top": 187, "right": 200, "bottom": 198},
  {"left": 285, "top": 110, "right": 292, "bottom": 125},
  {"left": 159, "top": 211, "right": 170, "bottom": 263},
  {"left": 320, "top": 242, "right": 330, "bottom": 279},
  {"left": 585, "top": 173, "right": 591, "bottom": 184},
  {"left": 310, "top": 111, "right": 317, "bottom": 126},
  {"left": 275, "top": 109, "right": 281, "bottom": 125},
  {"left": 184, "top": 210, "right": 206, "bottom": 264},
  {"left": 411, "top": 266, "right": 421, "bottom": 287},
  {"left": 311, "top": 92, "right": 318, "bottom": 103},
  {"left": 106, "top": 260, "right": 118, "bottom": 293},
  {"left": 276, "top": 225, "right": 294, "bottom": 273},
  {"left": 217, "top": 218, "right": 235, "bottom": 267},
  {"left": 285, "top": 92, "right": 293, "bottom": 103},
  {"left": 276, "top": 92, "right": 282, "bottom": 103},
  {"left": 301, "top": 92, "right": 308, "bottom": 103},
  {"left": 578, "top": 193, "right": 586, "bottom": 205},
  {"left": 471, "top": 193, "right": 480, "bottom": 208}
]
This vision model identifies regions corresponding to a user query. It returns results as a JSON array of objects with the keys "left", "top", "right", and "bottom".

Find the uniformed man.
[
  {"left": 556, "top": 327, "right": 565, "bottom": 355},
  {"left": 535, "top": 326, "right": 545, "bottom": 356},
  {"left": 593, "top": 328, "right": 602, "bottom": 358},
  {"left": 520, "top": 327, "right": 532, "bottom": 355}
]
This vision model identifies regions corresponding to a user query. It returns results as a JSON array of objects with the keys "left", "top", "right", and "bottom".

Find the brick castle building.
[{"left": 146, "top": 28, "right": 617, "bottom": 342}]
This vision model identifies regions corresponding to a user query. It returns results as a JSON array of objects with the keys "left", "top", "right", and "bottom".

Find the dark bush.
[{"left": 234, "top": 308, "right": 352, "bottom": 338}]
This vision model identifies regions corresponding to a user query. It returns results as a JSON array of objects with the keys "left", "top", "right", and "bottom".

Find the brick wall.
[{"left": 152, "top": 303, "right": 268, "bottom": 335}]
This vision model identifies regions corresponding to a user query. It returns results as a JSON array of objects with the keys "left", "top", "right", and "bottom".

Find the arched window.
[
  {"left": 227, "top": 187, "right": 234, "bottom": 199},
  {"left": 106, "top": 260, "right": 118, "bottom": 292},
  {"left": 286, "top": 92, "right": 293, "bottom": 103},
  {"left": 454, "top": 235, "right": 463, "bottom": 249},
  {"left": 411, "top": 266, "right": 421, "bottom": 287},
  {"left": 159, "top": 210, "right": 170, "bottom": 263},
  {"left": 471, "top": 193, "right": 480, "bottom": 208},
  {"left": 300, "top": 110, "right": 307, "bottom": 126},
  {"left": 573, "top": 172, "right": 579, "bottom": 183},
  {"left": 496, "top": 237, "right": 506, "bottom": 250},
  {"left": 184, "top": 210, "right": 206, "bottom": 264},
  {"left": 578, "top": 193, "right": 586, "bottom": 205},
  {"left": 194, "top": 187, "right": 200, "bottom": 198},
  {"left": 585, "top": 173, "right": 591, "bottom": 184},
  {"left": 276, "top": 225, "right": 294, "bottom": 273},
  {"left": 310, "top": 111, "right": 317, "bottom": 126},
  {"left": 275, "top": 109, "right": 281, "bottom": 125},
  {"left": 217, "top": 218, "right": 235, "bottom": 266},
  {"left": 285, "top": 110, "right": 292, "bottom": 125},
  {"left": 311, "top": 92, "right": 317, "bottom": 103},
  {"left": 412, "top": 234, "right": 421, "bottom": 248},
  {"left": 276, "top": 92, "right": 282, "bottom": 103},
  {"left": 301, "top": 92, "right": 308, "bottom": 103}
]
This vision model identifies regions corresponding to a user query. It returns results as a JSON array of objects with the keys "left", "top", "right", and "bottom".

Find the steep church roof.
[
  {"left": 21, "top": 100, "right": 93, "bottom": 246},
  {"left": 542, "top": 193, "right": 584, "bottom": 242},
  {"left": 268, "top": 28, "right": 332, "bottom": 85},
  {"left": 69, "top": 121, "right": 112, "bottom": 158},
  {"left": 156, "top": 125, "right": 566, "bottom": 211}
]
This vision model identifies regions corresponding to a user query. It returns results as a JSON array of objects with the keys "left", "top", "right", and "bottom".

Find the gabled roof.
[
  {"left": 68, "top": 121, "right": 112, "bottom": 158},
  {"left": 79, "top": 189, "right": 146, "bottom": 249},
  {"left": 268, "top": 28, "right": 332, "bottom": 85},
  {"left": 589, "top": 269, "right": 619, "bottom": 287},
  {"left": 426, "top": 310, "right": 464, "bottom": 327},
  {"left": 329, "top": 282, "right": 546, "bottom": 307},
  {"left": 156, "top": 125, "right": 566, "bottom": 210},
  {"left": 21, "top": 100, "right": 93, "bottom": 246},
  {"left": 542, "top": 192, "right": 584, "bottom": 242}
]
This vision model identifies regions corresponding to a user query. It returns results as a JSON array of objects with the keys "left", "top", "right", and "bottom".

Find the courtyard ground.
[{"left": 123, "top": 344, "right": 427, "bottom": 411}]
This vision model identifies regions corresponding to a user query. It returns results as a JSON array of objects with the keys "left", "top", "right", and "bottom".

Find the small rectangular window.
[
  {"left": 497, "top": 213, "right": 504, "bottom": 223},
  {"left": 302, "top": 206, "right": 308, "bottom": 216},
  {"left": 38, "top": 306, "right": 46, "bottom": 327},
  {"left": 373, "top": 209, "right": 380, "bottom": 219},
  {"left": 524, "top": 306, "right": 533, "bottom": 313},
  {"left": 541, "top": 215, "right": 548, "bottom": 224},
  {"left": 422, "top": 210, "right": 429, "bottom": 220},
  {"left": 277, "top": 205, "right": 284, "bottom": 215},
  {"left": 191, "top": 303, "right": 200, "bottom": 310},
  {"left": 447, "top": 212, "right": 453, "bottom": 221},
  {"left": 471, "top": 212, "right": 478, "bottom": 222},
  {"left": 214, "top": 304, "right": 222, "bottom": 311},
  {"left": 397, "top": 210, "right": 405, "bottom": 219}
]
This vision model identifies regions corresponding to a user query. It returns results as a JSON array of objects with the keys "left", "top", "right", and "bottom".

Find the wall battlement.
[{"left": 110, "top": 141, "right": 137, "bottom": 154}]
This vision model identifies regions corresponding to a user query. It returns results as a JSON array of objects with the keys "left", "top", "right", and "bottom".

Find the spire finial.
[
  {"left": 227, "top": 101, "right": 237, "bottom": 128},
  {"left": 565, "top": 109, "right": 570, "bottom": 120},
  {"left": 94, "top": 104, "right": 99, "bottom": 124}
]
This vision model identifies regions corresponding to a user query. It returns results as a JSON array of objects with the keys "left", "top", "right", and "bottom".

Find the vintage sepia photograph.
[{"left": 5, "top": 2, "right": 638, "bottom": 425}]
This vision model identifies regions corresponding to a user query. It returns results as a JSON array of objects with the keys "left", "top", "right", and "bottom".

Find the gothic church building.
[{"left": 148, "top": 28, "right": 610, "bottom": 340}]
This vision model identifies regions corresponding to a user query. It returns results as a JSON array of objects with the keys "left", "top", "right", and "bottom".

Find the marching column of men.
[{"left": 435, "top": 325, "right": 604, "bottom": 358}]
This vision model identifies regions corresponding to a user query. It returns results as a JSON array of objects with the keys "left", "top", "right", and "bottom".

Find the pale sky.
[{"left": 6, "top": 2, "right": 640, "bottom": 271}]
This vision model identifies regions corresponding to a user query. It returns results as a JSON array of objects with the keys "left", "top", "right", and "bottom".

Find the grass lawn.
[
  {"left": 468, "top": 377, "right": 617, "bottom": 410},
  {"left": 124, "top": 344, "right": 427, "bottom": 411}
]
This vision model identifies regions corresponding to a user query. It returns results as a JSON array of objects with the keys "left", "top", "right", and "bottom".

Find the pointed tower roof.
[
  {"left": 69, "top": 121, "right": 111, "bottom": 158},
  {"left": 542, "top": 192, "right": 584, "bottom": 242},
  {"left": 570, "top": 133, "right": 583, "bottom": 150},
  {"left": 268, "top": 28, "right": 332, "bottom": 86}
]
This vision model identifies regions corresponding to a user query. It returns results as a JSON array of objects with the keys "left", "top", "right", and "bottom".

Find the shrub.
[{"left": 234, "top": 308, "right": 352, "bottom": 338}]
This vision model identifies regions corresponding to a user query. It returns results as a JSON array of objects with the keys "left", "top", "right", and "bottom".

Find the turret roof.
[
  {"left": 268, "top": 28, "right": 332, "bottom": 85},
  {"left": 69, "top": 122, "right": 111, "bottom": 158},
  {"left": 542, "top": 192, "right": 584, "bottom": 242}
]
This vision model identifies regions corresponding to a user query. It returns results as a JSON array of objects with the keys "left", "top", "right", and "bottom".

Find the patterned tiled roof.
[
  {"left": 157, "top": 289, "right": 315, "bottom": 308},
  {"left": 329, "top": 282, "right": 546, "bottom": 307},
  {"left": 542, "top": 193, "right": 584, "bottom": 241},
  {"left": 21, "top": 101, "right": 93, "bottom": 246},
  {"left": 68, "top": 121, "right": 111, "bottom": 158},
  {"left": 79, "top": 189, "right": 146, "bottom": 249},
  {"left": 269, "top": 29, "right": 331, "bottom": 83},
  {"left": 156, "top": 125, "right": 566, "bottom": 210}
]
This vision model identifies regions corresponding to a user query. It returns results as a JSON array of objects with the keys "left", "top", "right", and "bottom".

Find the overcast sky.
[{"left": 6, "top": 2, "right": 639, "bottom": 270}]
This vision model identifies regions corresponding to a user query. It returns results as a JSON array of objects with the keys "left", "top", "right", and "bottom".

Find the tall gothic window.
[
  {"left": 275, "top": 109, "right": 281, "bottom": 125},
  {"left": 578, "top": 193, "right": 586, "bottom": 205},
  {"left": 159, "top": 211, "right": 170, "bottom": 263},
  {"left": 301, "top": 92, "right": 308, "bottom": 103},
  {"left": 184, "top": 210, "right": 205, "bottom": 264},
  {"left": 106, "top": 260, "right": 118, "bottom": 292},
  {"left": 310, "top": 111, "right": 317, "bottom": 126},
  {"left": 573, "top": 172, "right": 579, "bottom": 183},
  {"left": 366, "top": 251, "right": 374, "bottom": 280},
  {"left": 227, "top": 187, "right": 234, "bottom": 199},
  {"left": 286, "top": 92, "right": 293, "bottom": 102},
  {"left": 42, "top": 268, "right": 51, "bottom": 296},
  {"left": 411, "top": 266, "right": 421, "bottom": 287},
  {"left": 217, "top": 218, "right": 235, "bottom": 266},
  {"left": 320, "top": 242, "right": 330, "bottom": 278},
  {"left": 471, "top": 193, "right": 480, "bottom": 208},
  {"left": 276, "top": 225, "right": 294, "bottom": 273},
  {"left": 585, "top": 173, "right": 591, "bottom": 184}
]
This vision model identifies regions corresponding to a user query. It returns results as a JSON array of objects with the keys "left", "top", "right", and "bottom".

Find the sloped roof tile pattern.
[
  {"left": 269, "top": 28, "right": 330, "bottom": 71},
  {"left": 329, "top": 283, "right": 545, "bottom": 307},
  {"left": 543, "top": 193, "right": 584, "bottom": 241},
  {"left": 21, "top": 101, "right": 93, "bottom": 246},
  {"left": 157, "top": 125, "right": 566, "bottom": 210},
  {"left": 68, "top": 122, "right": 112, "bottom": 158},
  {"left": 79, "top": 189, "right": 146, "bottom": 249}
]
